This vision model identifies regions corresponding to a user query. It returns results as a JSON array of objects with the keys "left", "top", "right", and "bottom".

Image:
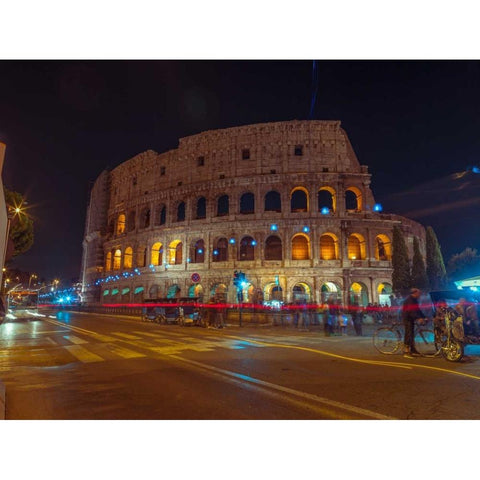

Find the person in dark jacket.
[{"left": 402, "top": 288, "right": 426, "bottom": 358}]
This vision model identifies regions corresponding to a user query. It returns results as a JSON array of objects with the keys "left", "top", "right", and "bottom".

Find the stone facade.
[{"left": 81, "top": 120, "right": 426, "bottom": 307}]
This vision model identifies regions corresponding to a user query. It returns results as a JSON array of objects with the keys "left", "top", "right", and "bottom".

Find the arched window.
[
  {"left": 105, "top": 251, "right": 112, "bottom": 271},
  {"left": 217, "top": 195, "right": 229, "bottom": 216},
  {"left": 264, "top": 191, "right": 281, "bottom": 212},
  {"left": 265, "top": 235, "right": 283, "bottom": 260},
  {"left": 196, "top": 197, "right": 207, "bottom": 219},
  {"left": 349, "top": 282, "right": 368, "bottom": 306},
  {"left": 290, "top": 188, "right": 308, "bottom": 212},
  {"left": 169, "top": 240, "right": 183, "bottom": 265},
  {"left": 292, "top": 234, "right": 310, "bottom": 260},
  {"left": 177, "top": 202, "right": 186, "bottom": 222},
  {"left": 151, "top": 242, "right": 163, "bottom": 266},
  {"left": 154, "top": 204, "right": 166, "bottom": 226},
  {"left": 140, "top": 207, "right": 150, "bottom": 229},
  {"left": 136, "top": 246, "right": 146, "bottom": 268},
  {"left": 320, "top": 234, "right": 338, "bottom": 260},
  {"left": 240, "top": 192, "right": 255, "bottom": 214},
  {"left": 117, "top": 214, "right": 126, "bottom": 235},
  {"left": 113, "top": 249, "right": 122, "bottom": 270},
  {"left": 213, "top": 237, "right": 228, "bottom": 262},
  {"left": 345, "top": 187, "right": 362, "bottom": 211},
  {"left": 348, "top": 234, "right": 366, "bottom": 260},
  {"left": 127, "top": 211, "right": 136, "bottom": 232},
  {"left": 318, "top": 187, "right": 336, "bottom": 213},
  {"left": 124, "top": 247, "right": 133, "bottom": 269},
  {"left": 239, "top": 236, "right": 255, "bottom": 261},
  {"left": 375, "top": 235, "right": 392, "bottom": 261},
  {"left": 192, "top": 239, "right": 205, "bottom": 263}
]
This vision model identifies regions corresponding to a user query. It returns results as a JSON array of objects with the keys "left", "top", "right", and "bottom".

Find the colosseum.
[{"left": 80, "top": 120, "right": 426, "bottom": 308}]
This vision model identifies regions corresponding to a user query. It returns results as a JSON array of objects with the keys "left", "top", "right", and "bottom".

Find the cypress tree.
[
  {"left": 411, "top": 237, "right": 429, "bottom": 290},
  {"left": 392, "top": 226, "right": 411, "bottom": 295},
  {"left": 426, "top": 226, "right": 447, "bottom": 290}
]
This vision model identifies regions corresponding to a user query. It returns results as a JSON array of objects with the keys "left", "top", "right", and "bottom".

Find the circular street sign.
[{"left": 191, "top": 273, "right": 201, "bottom": 283}]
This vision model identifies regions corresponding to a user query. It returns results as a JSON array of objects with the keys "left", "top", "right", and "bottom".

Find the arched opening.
[
  {"left": 105, "top": 251, "right": 112, "bottom": 271},
  {"left": 169, "top": 240, "right": 183, "bottom": 265},
  {"left": 210, "top": 283, "right": 227, "bottom": 303},
  {"left": 196, "top": 197, "right": 207, "bottom": 219},
  {"left": 192, "top": 239, "right": 205, "bottom": 263},
  {"left": 290, "top": 187, "right": 309, "bottom": 212},
  {"left": 188, "top": 283, "right": 204, "bottom": 301},
  {"left": 239, "top": 236, "right": 255, "bottom": 261},
  {"left": 377, "top": 282, "right": 393, "bottom": 305},
  {"left": 240, "top": 192, "right": 255, "bottom": 214},
  {"left": 320, "top": 233, "right": 339, "bottom": 260},
  {"left": 375, "top": 234, "right": 392, "bottom": 261},
  {"left": 124, "top": 247, "right": 133, "bottom": 269},
  {"left": 345, "top": 187, "right": 362, "bottom": 211},
  {"left": 264, "top": 283, "right": 283, "bottom": 302},
  {"left": 151, "top": 242, "right": 163, "bottom": 266},
  {"left": 136, "top": 246, "right": 146, "bottom": 268},
  {"left": 113, "top": 249, "right": 122, "bottom": 270},
  {"left": 217, "top": 195, "right": 229, "bottom": 216},
  {"left": 154, "top": 204, "right": 166, "bottom": 226},
  {"left": 321, "top": 282, "right": 340, "bottom": 303},
  {"left": 317, "top": 187, "right": 336, "bottom": 213},
  {"left": 213, "top": 237, "right": 228, "bottom": 262},
  {"left": 265, "top": 235, "right": 283, "bottom": 260},
  {"left": 140, "top": 207, "right": 150, "bottom": 229},
  {"left": 264, "top": 190, "right": 281, "bottom": 212},
  {"left": 292, "top": 283, "right": 311, "bottom": 303},
  {"left": 292, "top": 234, "right": 310, "bottom": 260},
  {"left": 149, "top": 284, "right": 159, "bottom": 299},
  {"left": 117, "top": 214, "right": 126, "bottom": 235},
  {"left": 127, "top": 211, "right": 136, "bottom": 232},
  {"left": 176, "top": 202, "right": 186, "bottom": 222},
  {"left": 347, "top": 234, "right": 366, "bottom": 260},
  {"left": 349, "top": 282, "right": 368, "bottom": 306}
]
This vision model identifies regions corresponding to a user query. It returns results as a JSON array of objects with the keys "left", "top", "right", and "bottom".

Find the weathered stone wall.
[{"left": 81, "top": 120, "right": 426, "bottom": 306}]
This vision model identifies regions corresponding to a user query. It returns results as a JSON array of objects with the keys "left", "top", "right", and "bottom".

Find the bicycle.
[{"left": 373, "top": 320, "right": 438, "bottom": 356}]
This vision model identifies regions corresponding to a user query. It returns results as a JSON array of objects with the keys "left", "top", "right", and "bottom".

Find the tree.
[
  {"left": 425, "top": 226, "right": 447, "bottom": 289},
  {"left": 447, "top": 247, "right": 480, "bottom": 281},
  {"left": 411, "top": 237, "right": 429, "bottom": 290},
  {"left": 4, "top": 188, "right": 34, "bottom": 259},
  {"left": 392, "top": 226, "right": 411, "bottom": 295}
]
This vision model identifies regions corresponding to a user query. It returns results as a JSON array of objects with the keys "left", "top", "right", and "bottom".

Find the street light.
[{"left": 28, "top": 274, "right": 37, "bottom": 289}]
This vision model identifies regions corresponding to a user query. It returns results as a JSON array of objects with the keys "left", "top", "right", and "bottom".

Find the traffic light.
[{"left": 233, "top": 270, "right": 246, "bottom": 288}]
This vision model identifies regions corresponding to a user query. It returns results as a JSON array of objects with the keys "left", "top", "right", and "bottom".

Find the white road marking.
[
  {"left": 110, "top": 332, "right": 143, "bottom": 340},
  {"left": 103, "top": 343, "right": 146, "bottom": 359},
  {"left": 63, "top": 335, "right": 88, "bottom": 345},
  {"left": 64, "top": 345, "right": 104, "bottom": 363},
  {"left": 168, "top": 354, "right": 396, "bottom": 420}
]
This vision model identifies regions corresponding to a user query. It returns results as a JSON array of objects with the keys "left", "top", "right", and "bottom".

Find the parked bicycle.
[{"left": 373, "top": 320, "right": 438, "bottom": 356}]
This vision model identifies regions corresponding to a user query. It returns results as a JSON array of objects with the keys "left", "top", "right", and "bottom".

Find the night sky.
[{"left": 1, "top": 60, "right": 480, "bottom": 283}]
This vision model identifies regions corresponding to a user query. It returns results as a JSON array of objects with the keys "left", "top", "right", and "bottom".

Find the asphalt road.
[{"left": 2, "top": 310, "right": 480, "bottom": 419}]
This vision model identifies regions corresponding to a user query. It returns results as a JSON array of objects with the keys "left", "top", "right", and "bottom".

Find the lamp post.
[{"left": 28, "top": 274, "right": 37, "bottom": 289}]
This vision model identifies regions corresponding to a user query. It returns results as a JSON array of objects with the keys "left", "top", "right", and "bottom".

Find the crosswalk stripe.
[
  {"left": 63, "top": 335, "right": 88, "bottom": 345},
  {"left": 132, "top": 331, "right": 164, "bottom": 338},
  {"left": 103, "top": 343, "right": 146, "bottom": 359},
  {"left": 110, "top": 332, "right": 143, "bottom": 340},
  {"left": 64, "top": 345, "right": 104, "bottom": 363}
]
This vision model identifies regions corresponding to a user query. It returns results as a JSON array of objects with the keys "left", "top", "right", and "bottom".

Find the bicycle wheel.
[
  {"left": 415, "top": 328, "right": 437, "bottom": 356},
  {"left": 441, "top": 338, "right": 464, "bottom": 362},
  {"left": 373, "top": 327, "right": 401, "bottom": 354}
]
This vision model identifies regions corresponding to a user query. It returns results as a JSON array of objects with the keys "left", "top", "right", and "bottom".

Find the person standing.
[
  {"left": 351, "top": 302, "right": 363, "bottom": 336},
  {"left": 402, "top": 288, "right": 425, "bottom": 358}
]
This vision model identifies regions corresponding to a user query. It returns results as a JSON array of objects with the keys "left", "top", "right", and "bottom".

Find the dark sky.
[{"left": 1, "top": 60, "right": 480, "bottom": 283}]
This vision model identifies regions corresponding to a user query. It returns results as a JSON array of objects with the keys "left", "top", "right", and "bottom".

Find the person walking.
[
  {"left": 402, "top": 288, "right": 426, "bottom": 358},
  {"left": 351, "top": 302, "right": 363, "bottom": 336}
]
